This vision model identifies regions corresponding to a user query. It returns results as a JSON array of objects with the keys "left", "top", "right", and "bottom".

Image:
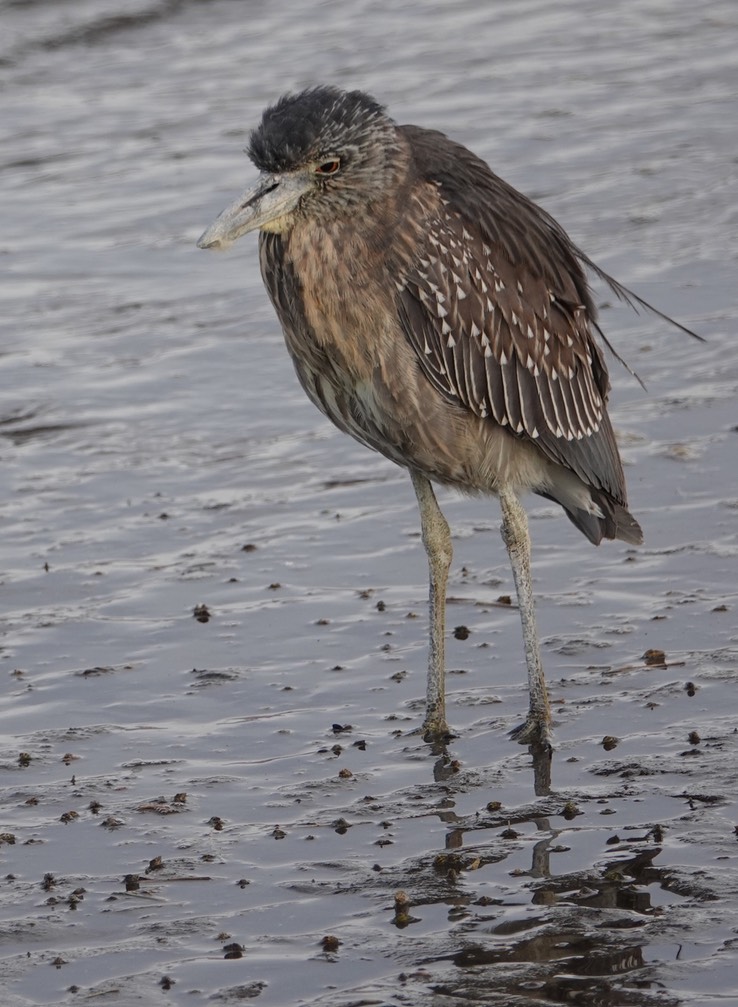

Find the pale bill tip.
[{"left": 196, "top": 224, "right": 232, "bottom": 251}]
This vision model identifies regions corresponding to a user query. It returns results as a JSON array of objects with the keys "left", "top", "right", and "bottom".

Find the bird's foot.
[
  {"left": 422, "top": 714, "right": 454, "bottom": 747},
  {"left": 422, "top": 725, "right": 455, "bottom": 747},
  {"left": 509, "top": 713, "right": 553, "bottom": 752}
]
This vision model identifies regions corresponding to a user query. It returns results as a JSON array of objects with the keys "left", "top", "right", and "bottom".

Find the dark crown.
[{"left": 248, "top": 86, "right": 389, "bottom": 173}]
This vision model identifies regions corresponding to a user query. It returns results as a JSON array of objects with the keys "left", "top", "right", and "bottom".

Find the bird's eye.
[{"left": 315, "top": 158, "right": 341, "bottom": 175}]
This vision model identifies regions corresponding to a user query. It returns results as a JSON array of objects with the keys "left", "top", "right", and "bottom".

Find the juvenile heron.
[{"left": 198, "top": 86, "right": 694, "bottom": 748}]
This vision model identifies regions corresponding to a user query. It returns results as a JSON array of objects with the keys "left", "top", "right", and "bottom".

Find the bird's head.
[{"left": 197, "top": 86, "right": 400, "bottom": 250}]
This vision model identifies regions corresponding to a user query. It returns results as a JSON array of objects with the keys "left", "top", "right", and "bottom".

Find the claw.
[
  {"left": 509, "top": 714, "right": 553, "bottom": 750},
  {"left": 422, "top": 718, "right": 454, "bottom": 746}
]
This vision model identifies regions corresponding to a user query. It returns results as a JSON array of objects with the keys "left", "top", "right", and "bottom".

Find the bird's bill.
[{"left": 196, "top": 170, "right": 310, "bottom": 250}]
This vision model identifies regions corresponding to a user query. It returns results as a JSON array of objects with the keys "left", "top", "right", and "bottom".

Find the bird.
[{"left": 197, "top": 86, "right": 699, "bottom": 750}]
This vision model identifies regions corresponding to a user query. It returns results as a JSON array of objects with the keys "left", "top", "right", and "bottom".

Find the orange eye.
[{"left": 315, "top": 159, "right": 341, "bottom": 175}]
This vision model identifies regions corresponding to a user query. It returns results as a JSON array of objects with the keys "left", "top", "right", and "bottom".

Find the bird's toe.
[{"left": 509, "top": 714, "right": 553, "bottom": 749}]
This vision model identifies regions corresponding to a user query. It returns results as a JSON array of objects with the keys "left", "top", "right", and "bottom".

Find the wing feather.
[{"left": 394, "top": 125, "right": 629, "bottom": 503}]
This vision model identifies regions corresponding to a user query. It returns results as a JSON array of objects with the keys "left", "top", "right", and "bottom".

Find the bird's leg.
[
  {"left": 498, "top": 486, "right": 552, "bottom": 748},
  {"left": 410, "top": 470, "right": 452, "bottom": 740}
]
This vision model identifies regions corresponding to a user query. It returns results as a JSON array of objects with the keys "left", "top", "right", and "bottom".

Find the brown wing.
[{"left": 395, "top": 124, "right": 628, "bottom": 504}]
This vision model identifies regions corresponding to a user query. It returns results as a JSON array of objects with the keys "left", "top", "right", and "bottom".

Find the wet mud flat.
[
  {"left": 1, "top": 643, "right": 738, "bottom": 1007},
  {"left": 1, "top": 0, "right": 737, "bottom": 1004}
]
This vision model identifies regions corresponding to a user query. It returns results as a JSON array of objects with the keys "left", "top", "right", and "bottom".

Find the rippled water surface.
[{"left": 1, "top": 1, "right": 737, "bottom": 1004}]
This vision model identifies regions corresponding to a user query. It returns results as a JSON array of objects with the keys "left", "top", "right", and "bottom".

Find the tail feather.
[
  {"left": 536, "top": 484, "right": 643, "bottom": 546},
  {"left": 562, "top": 493, "right": 643, "bottom": 546}
]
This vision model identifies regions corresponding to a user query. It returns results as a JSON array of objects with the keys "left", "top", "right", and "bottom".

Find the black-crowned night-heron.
[{"left": 198, "top": 86, "right": 696, "bottom": 749}]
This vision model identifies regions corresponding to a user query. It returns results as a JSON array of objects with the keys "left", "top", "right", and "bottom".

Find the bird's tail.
[
  {"left": 536, "top": 478, "right": 643, "bottom": 546},
  {"left": 560, "top": 489, "right": 642, "bottom": 546}
]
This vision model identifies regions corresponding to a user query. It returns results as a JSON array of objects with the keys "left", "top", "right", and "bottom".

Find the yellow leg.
[
  {"left": 410, "top": 470, "right": 452, "bottom": 739},
  {"left": 498, "top": 486, "right": 552, "bottom": 748}
]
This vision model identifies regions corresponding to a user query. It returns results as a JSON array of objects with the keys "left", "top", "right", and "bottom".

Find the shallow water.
[{"left": 1, "top": 1, "right": 737, "bottom": 1004}]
